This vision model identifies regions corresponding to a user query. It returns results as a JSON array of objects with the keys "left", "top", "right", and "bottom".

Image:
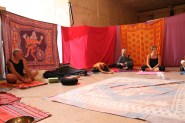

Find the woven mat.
[
  {"left": 0, "top": 92, "right": 21, "bottom": 105},
  {"left": 0, "top": 102, "right": 51, "bottom": 123},
  {"left": 0, "top": 81, "right": 47, "bottom": 89},
  {"left": 0, "top": 86, "right": 12, "bottom": 93},
  {"left": 111, "top": 68, "right": 138, "bottom": 72}
]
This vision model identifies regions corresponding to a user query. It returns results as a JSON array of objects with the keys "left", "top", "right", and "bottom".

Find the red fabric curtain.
[{"left": 62, "top": 26, "right": 116, "bottom": 69}]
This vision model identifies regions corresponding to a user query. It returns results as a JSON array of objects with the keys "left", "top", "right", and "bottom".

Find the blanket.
[
  {"left": 111, "top": 68, "right": 138, "bottom": 72},
  {"left": 0, "top": 102, "right": 51, "bottom": 123},
  {"left": 0, "top": 86, "right": 11, "bottom": 93},
  {"left": 49, "top": 77, "right": 185, "bottom": 123},
  {"left": 0, "top": 92, "right": 21, "bottom": 105},
  {"left": 0, "top": 81, "right": 47, "bottom": 89}
]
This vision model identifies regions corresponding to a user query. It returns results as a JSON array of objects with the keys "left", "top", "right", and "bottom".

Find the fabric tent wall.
[
  {"left": 114, "top": 26, "right": 122, "bottom": 63},
  {"left": 162, "top": 13, "right": 185, "bottom": 66},
  {"left": 120, "top": 19, "right": 164, "bottom": 66},
  {"left": 1, "top": 11, "right": 59, "bottom": 70},
  {"left": 62, "top": 26, "right": 116, "bottom": 69}
]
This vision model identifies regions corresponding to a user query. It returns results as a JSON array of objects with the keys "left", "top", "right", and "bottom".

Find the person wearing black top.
[
  {"left": 117, "top": 48, "right": 134, "bottom": 70},
  {"left": 6, "top": 49, "right": 38, "bottom": 84},
  {"left": 141, "top": 46, "right": 165, "bottom": 71}
]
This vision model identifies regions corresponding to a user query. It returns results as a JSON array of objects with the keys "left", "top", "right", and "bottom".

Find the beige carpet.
[{"left": 1, "top": 68, "right": 184, "bottom": 123}]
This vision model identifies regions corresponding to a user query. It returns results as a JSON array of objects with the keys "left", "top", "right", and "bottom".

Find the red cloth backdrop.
[
  {"left": 162, "top": 13, "right": 185, "bottom": 66},
  {"left": 62, "top": 26, "right": 116, "bottom": 69},
  {"left": 1, "top": 11, "right": 59, "bottom": 70}
]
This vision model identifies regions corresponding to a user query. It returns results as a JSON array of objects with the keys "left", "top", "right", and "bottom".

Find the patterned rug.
[
  {"left": 0, "top": 102, "right": 51, "bottom": 123},
  {"left": 0, "top": 92, "right": 21, "bottom": 105},
  {"left": 49, "top": 77, "right": 185, "bottom": 123},
  {"left": 0, "top": 81, "right": 47, "bottom": 89},
  {"left": 1, "top": 11, "right": 59, "bottom": 70}
]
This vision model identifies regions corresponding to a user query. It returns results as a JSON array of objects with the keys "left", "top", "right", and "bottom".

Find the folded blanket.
[
  {"left": 0, "top": 81, "right": 47, "bottom": 89},
  {"left": 0, "top": 92, "right": 21, "bottom": 105},
  {"left": 111, "top": 68, "right": 138, "bottom": 72}
]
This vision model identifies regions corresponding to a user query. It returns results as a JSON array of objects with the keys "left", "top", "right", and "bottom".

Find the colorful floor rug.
[
  {"left": 49, "top": 77, "right": 185, "bottom": 123},
  {"left": 0, "top": 102, "right": 51, "bottom": 123},
  {"left": 1, "top": 11, "right": 59, "bottom": 70},
  {"left": 0, "top": 81, "right": 47, "bottom": 89},
  {"left": 0, "top": 92, "right": 21, "bottom": 105}
]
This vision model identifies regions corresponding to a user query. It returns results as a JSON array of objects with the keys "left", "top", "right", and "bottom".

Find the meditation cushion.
[{"left": 58, "top": 77, "right": 78, "bottom": 85}]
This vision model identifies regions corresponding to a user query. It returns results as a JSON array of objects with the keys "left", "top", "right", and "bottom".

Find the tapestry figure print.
[{"left": 1, "top": 11, "right": 59, "bottom": 70}]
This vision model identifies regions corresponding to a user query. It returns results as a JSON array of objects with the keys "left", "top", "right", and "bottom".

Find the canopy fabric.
[
  {"left": 62, "top": 26, "right": 116, "bottom": 69},
  {"left": 120, "top": 19, "right": 164, "bottom": 66},
  {"left": 1, "top": 11, "right": 59, "bottom": 70},
  {"left": 162, "top": 13, "right": 185, "bottom": 66}
]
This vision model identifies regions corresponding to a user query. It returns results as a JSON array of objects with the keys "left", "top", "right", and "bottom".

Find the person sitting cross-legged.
[
  {"left": 117, "top": 48, "right": 134, "bottom": 70},
  {"left": 141, "top": 46, "right": 165, "bottom": 72},
  {"left": 6, "top": 49, "right": 38, "bottom": 84}
]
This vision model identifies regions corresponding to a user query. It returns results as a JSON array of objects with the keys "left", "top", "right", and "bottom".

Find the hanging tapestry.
[
  {"left": 1, "top": 11, "right": 59, "bottom": 70},
  {"left": 163, "top": 13, "right": 185, "bottom": 66},
  {"left": 120, "top": 19, "right": 164, "bottom": 66},
  {"left": 62, "top": 26, "right": 116, "bottom": 69}
]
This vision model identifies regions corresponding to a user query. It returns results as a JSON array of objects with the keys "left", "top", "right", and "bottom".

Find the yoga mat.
[
  {"left": 136, "top": 71, "right": 164, "bottom": 75},
  {"left": 111, "top": 68, "right": 138, "bottom": 72},
  {"left": 0, "top": 81, "right": 47, "bottom": 89},
  {"left": 0, "top": 92, "right": 21, "bottom": 105},
  {"left": 0, "top": 102, "right": 51, "bottom": 123}
]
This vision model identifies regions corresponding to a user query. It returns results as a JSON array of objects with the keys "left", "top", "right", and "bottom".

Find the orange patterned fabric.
[{"left": 120, "top": 19, "right": 164, "bottom": 66}]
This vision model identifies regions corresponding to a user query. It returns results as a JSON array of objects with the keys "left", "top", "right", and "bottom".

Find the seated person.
[
  {"left": 6, "top": 49, "right": 38, "bottom": 84},
  {"left": 92, "top": 62, "right": 114, "bottom": 74},
  {"left": 117, "top": 48, "right": 134, "bottom": 70},
  {"left": 180, "top": 59, "right": 185, "bottom": 71},
  {"left": 141, "top": 46, "right": 165, "bottom": 71}
]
